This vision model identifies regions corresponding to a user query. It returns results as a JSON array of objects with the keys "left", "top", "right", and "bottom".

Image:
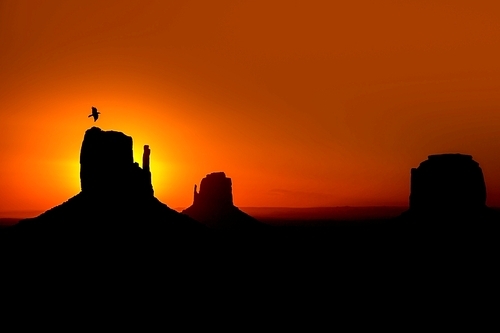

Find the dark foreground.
[
  {"left": 1, "top": 214, "right": 498, "bottom": 322},
  {"left": 2, "top": 212, "right": 499, "bottom": 268}
]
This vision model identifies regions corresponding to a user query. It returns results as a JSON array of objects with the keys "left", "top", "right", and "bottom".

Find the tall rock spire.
[{"left": 143, "top": 145, "right": 150, "bottom": 172}]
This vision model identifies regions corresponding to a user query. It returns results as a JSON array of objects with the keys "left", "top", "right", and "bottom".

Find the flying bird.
[{"left": 88, "top": 106, "right": 100, "bottom": 122}]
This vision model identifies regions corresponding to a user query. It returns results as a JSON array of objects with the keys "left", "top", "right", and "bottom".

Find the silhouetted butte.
[
  {"left": 182, "top": 172, "right": 262, "bottom": 229},
  {"left": 400, "top": 153, "right": 499, "bottom": 226},
  {"left": 13, "top": 127, "right": 203, "bottom": 242}
]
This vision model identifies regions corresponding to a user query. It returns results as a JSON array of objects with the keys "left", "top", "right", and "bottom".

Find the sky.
[{"left": 2, "top": 0, "right": 500, "bottom": 213}]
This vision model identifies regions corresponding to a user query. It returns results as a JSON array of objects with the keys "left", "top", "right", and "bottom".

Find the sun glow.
[{"left": 4, "top": 1, "right": 500, "bottom": 214}]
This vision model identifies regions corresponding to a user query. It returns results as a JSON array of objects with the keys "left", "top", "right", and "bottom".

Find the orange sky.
[{"left": 2, "top": 0, "right": 500, "bottom": 213}]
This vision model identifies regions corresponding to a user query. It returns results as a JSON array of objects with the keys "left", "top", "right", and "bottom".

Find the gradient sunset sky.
[{"left": 2, "top": 0, "right": 500, "bottom": 213}]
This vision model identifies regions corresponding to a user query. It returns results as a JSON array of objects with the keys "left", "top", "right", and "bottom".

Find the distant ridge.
[
  {"left": 0, "top": 218, "right": 22, "bottom": 227},
  {"left": 239, "top": 206, "right": 408, "bottom": 224},
  {"left": 0, "top": 210, "right": 43, "bottom": 219}
]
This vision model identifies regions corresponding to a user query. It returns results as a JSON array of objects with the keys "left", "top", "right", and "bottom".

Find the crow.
[{"left": 88, "top": 106, "right": 100, "bottom": 122}]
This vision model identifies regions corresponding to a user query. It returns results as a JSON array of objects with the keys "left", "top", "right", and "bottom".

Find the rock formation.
[
  {"left": 80, "top": 127, "right": 153, "bottom": 198},
  {"left": 13, "top": 127, "right": 202, "bottom": 239},
  {"left": 193, "top": 172, "right": 233, "bottom": 208},
  {"left": 408, "top": 154, "right": 486, "bottom": 215},
  {"left": 389, "top": 153, "right": 500, "bottom": 255},
  {"left": 182, "top": 172, "right": 262, "bottom": 229},
  {"left": 401, "top": 154, "right": 498, "bottom": 225}
]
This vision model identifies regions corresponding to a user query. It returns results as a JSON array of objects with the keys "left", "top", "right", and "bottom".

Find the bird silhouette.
[{"left": 88, "top": 106, "right": 100, "bottom": 122}]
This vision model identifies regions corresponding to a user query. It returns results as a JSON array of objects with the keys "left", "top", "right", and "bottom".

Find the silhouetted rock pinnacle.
[{"left": 182, "top": 172, "right": 262, "bottom": 229}]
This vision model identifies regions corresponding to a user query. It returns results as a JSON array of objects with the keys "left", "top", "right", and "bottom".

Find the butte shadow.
[{"left": 10, "top": 127, "right": 204, "bottom": 245}]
